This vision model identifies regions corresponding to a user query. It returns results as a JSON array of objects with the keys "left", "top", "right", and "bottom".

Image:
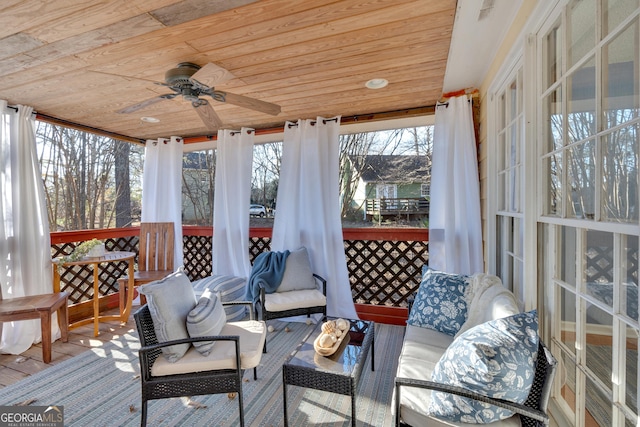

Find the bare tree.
[
  {"left": 182, "top": 151, "right": 216, "bottom": 225},
  {"left": 36, "top": 122, "right": 143, "bottom": 230}
]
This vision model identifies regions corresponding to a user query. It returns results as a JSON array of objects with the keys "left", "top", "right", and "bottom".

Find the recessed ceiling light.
[
  {"left": 365, "top": 78, "right": 388, "bottom": 89},
  {"left": 141, "top": 116, "right": 160, "bottom": 123}
]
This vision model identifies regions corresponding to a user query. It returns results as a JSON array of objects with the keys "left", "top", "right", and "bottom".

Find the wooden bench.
[{"left": 0, "top": 292, "right": 69, "bottom": 363}]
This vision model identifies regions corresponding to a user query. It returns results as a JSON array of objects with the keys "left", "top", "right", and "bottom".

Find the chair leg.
[
  {"left": 238, "top": 389, "right": 245, "bottom": 427},
  {"left": 253, "top": 367, "right": 257, "bottom": 380},
  {"left": 140, "top": 400, "right": 147, "bottom": 427}
]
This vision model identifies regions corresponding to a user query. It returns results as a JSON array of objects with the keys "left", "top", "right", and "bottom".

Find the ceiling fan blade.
[
  {"left": 190, "top": 63, "right": 235, "bottom": 89},
  {"left": 220, "top": 91, "right": 281, "bottom": 116},
  {"left": 116, "top": 94, "right": 177, "bottom": 114},
  {"left": 193, "top": 99, "right": 223, "bottom": 131}
]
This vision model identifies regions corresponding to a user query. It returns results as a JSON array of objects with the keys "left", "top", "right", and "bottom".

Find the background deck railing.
[{"left": 51, "top": 226, "right": 429, "bottom": 324}]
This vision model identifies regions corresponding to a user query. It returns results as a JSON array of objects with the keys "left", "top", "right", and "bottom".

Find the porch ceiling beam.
[{"left": 35, "top": 105, "right": 436, "bottom": 146}]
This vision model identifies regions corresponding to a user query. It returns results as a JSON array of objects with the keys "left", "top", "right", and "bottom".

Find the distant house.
[{"left": 345, "top": 155, "right": 430, "bottom": 220}]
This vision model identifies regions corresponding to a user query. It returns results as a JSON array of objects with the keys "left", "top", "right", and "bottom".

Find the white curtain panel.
[
  {"left": 429, "top": 95, "right": 483, "bottom": 275},
  {"left": 141, "top": 136, "right": 184, "bottom": 268},
  {"left": 0, "top": 101, "right": 58, "bottom": 355},
  {"left": 211, "top": 128, "right": 254, "bottom": 278},
  {"left": 272, "top": 117, "right": 357, "bottom": 320}
]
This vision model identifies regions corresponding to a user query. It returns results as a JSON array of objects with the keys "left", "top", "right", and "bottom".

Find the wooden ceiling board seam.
[
  {"left": 0, "top": 1, "right": 93, "bottom": 39},
  {"left": 197, "top": 13, "right": 447, "bottom": 73},
  {"left": 188, "top": 0, "right": 423, "bottom": 56},
  {"left": 73, "top": 0, "right": 344, "bottom": 67}
]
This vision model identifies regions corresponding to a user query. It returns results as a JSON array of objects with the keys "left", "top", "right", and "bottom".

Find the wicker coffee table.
[{"left": 282, "top": 318, "right": 375, "bottom": 427}]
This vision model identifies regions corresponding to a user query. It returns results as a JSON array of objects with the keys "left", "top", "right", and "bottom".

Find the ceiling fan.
[{"left": 117, "top": 62, "right": 281, "bottom": 130}]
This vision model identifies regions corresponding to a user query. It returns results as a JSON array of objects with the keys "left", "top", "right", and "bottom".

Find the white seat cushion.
[
  {"left": 264, "top": 289, "right": 326, "bottom": 312},
  {"left": 151, "top": 320, "right": 266, "bottom": 377},
  {"left": 395, "top": 325, "right": 522, "bottom": 427}
]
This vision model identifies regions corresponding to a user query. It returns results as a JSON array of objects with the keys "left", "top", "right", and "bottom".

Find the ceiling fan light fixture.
[
  {"left": 141, "top": 116, "right": 160, "bottom": 123},
  {"left": 365, "top": 78, "right": 388, "bottom": 89}
]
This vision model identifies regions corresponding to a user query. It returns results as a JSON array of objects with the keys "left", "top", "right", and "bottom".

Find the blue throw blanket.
[{"left": 244, "top": 250, "right": 290, "bottom": 302}]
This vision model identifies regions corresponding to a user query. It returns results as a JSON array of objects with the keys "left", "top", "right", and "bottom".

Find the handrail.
[{"left": 51, "top": 226, "right": 429, "bottom": 243}]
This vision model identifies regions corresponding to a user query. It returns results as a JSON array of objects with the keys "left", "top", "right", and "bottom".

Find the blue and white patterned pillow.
[
  {"left": 429, "top": 310, "right": 539, "bottom": 424},
  {"left": 186, "top": 289, "right": 227, "bottom": 356},
  {"left": 407, "top": 267, "right": 469, "bottom": 336},
  {"left": 192, "top": 275, "right": 247, "bottom": 321}
]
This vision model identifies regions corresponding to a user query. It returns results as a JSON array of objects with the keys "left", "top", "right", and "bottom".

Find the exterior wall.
[
  {"left": 364, "top": 182, "right": 422, "bottom": 199},
  {"left": 477, "top": 0, "right": 540, "bottom": 273}
]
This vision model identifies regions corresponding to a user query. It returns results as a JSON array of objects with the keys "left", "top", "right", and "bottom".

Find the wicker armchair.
[
  {"left": 256, "top": 273, "right": 326, "bottom": 352},
  {"left": 134, "top": 302, "right": 265, "bottom": 427},
  {"left": 394, "top": 341, "right": 557, "bottom": 427}
]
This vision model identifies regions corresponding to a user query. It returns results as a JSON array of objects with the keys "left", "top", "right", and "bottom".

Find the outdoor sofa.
[{"left": 394, "top": 268, "right": 557, "bottom": 426}]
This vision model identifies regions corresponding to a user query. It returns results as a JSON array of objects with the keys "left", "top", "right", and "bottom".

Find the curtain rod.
[
  {"left": 229, "top": 129, "right": 255, "bottom": 136},
  {"left": 287, "top": 117, "right": 339, "bottom": 128}
]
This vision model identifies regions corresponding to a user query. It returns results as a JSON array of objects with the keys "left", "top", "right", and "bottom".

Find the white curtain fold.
[
  {"left": 429, "top": 95, "right": 483, "bottom": 275},
  {"left": 141, "top": 136, "right": 184, "bottom": 268},
  {"left": 0, "top": 101, "right": 58, "bottom": 355},
  {"left": 211, "top": 128, "right": 254, "bottom": 278},
  {"left": 272, "top": 117, "right": 357, "bottom": 320}
]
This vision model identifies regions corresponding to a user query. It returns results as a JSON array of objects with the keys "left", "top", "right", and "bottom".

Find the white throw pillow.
[
  {"left": 186, "top": 289, "right": 227, "bottom": 356},
  {"left": 277, "top": 247, "right": 317, "bottom": 292},
  {"left": 139, "top": 268, "right": 197, "bottom": 363}
]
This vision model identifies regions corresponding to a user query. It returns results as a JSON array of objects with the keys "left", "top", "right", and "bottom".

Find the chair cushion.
[
  {"left": 139, "top": 268, "right": 197, "bottom": 363},
  {"left": 264, "top": 289, "right": 326, "bottom": 312},
  {"left": 192, "top": 275, "right": 247, "bottom": 322},
  {"left": 277, "top": 247, "right": 317, "bottom": 292},
  {"left": 428, "top": 310, "right": 539, "bottom": 423},
  {"left": 151, "top": 320, "right": 266, "bottom": 376},
  {"left": 407, "top": 267, "right": 469, "bottom": 337},
  {"left": 186, "top": 289, "right": 227, "bottom": 356}
]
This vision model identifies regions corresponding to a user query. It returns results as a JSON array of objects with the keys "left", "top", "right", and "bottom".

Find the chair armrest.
[
  {"left": 138, "top": 335, "right": 241, "bottom": 378},
  {"left": 223, "top": 300, "right": 256, "bottom": 320},
  {"left": 139, "top": 335, "right": 240, "bottom": 354},
  {"left": 394, "top": 376, "right": 549, "bottom": 424},
  {"left": 312, "top": 273, "right": 327, "bottom": 296}
]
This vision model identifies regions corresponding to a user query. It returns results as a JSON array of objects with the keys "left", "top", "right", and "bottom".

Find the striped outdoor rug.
[{"left": 0, "top": 320, "right": 404, "bottom": 426}]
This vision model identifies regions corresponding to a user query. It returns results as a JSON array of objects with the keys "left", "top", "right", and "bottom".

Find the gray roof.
[{"left": 354, "top": 155, "right": 430, "bottom": 183}]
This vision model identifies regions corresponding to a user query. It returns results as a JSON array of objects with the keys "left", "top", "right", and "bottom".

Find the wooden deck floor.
[{"left": 0, "top": 307, "right": 137, "bottom": 389}]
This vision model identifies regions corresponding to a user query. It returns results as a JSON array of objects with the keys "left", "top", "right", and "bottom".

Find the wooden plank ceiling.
[{"left": 0, "top": 0, "right": 456, "bottom": 142}]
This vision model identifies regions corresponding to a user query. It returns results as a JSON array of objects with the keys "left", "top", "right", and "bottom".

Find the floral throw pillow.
[
  {"left": 428, "top": 310, "right": 539, "bottom": 424},
  {"left": 407, "top": 267, "right": 469, "bottom": 336}
]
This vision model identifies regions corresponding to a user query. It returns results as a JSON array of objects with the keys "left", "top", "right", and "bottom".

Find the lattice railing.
[
  {"left": 51, "top": 227, "right": 428, "bottom": 309},
  {"left": 345, "top": 239, "right": 428, "bottom": 306}
]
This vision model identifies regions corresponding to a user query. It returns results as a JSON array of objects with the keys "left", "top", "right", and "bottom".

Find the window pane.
[
  {"left": 568, "top": 56, "right": 596, "bottom": 143},
  {"left": 585, "top": 306, "right": 613, "bottom": 389},
  {"left": 603, "top": 21, "right": 639, "bottom": 129},
  {"left": 498, "top": 171, "right": 505, "bottom": 211},
  {"left": 623, "top": 235, "right": 639, "bottom": 321},
  {"left": 624, "top": 328, "right": 639, "bottom": 425},
  {"left": 561, "top": 352, "right": 578, "bottom": 422},
  {"left": 586, "top": 374, "right": 613, "bottom": 426},
  {"left": 544, "top": 87, "right": 564, "bottom": 153},
  {"left": 604, "top": 0, "right": 640, "bottom": 37},
  {"left": 568, "top": 0, "right": 596, "bottom": 68},
  {"left": 544, "top": 20, "right": 563, "bottom": 89},
  {"left": 602, "top": 125, "right": 639, "bottom": 223},
  {"left": 498, "top": 131, "right": 506, "bottom": 171},
  {"left": 568, "top": 139, "right": 596, "bottom": 219},
  {"left": 508, "top": 78, "right": 518, "bottom": 123},
  {"left": 561, "top": 287, "right": 577, "bottom": 353},
  {"left": 560, "top": 226, "right": 577, "bottom": 287},
  {"left": 544, "top": 153, "right": 563, "bottom": 216},
  {"left": 585, "top": 230, "right": 614, "bottom": 288}
]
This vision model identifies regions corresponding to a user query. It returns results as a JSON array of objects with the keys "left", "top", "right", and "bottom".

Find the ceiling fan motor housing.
[{"left": 164, "top": 62, "right": 201, "bottom": 86}]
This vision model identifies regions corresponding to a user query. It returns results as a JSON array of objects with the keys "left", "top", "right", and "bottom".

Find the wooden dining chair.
[{"left": 118, "top": 222, "right": 175, "bottom": 313}]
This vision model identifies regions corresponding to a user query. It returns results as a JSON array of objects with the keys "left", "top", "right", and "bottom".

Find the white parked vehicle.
[{"left": 249, "top": 204, "right": 267, "bottom": 217}]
